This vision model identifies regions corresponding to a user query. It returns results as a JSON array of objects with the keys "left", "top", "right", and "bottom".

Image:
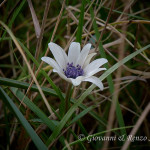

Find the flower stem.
[{"left": 65, "top": 83, "right": 73, "bottom": 113}]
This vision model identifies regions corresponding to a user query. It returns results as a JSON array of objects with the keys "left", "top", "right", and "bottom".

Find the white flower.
[{"left": 41, "top": 42, "right": 108, "bottom": 90}]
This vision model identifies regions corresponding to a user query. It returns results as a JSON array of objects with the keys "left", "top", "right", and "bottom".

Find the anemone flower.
[{"left": 41, "top": 42, "right": 108, "bottom": 90}]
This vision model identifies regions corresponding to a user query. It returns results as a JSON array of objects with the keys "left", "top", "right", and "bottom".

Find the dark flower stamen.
[{"left": 63, "top": 62, "right": 84, "bottom": 79}]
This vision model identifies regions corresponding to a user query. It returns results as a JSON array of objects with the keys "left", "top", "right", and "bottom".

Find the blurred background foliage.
[{"left": 0, "top": 0, "right": 150, "bottom": 150}]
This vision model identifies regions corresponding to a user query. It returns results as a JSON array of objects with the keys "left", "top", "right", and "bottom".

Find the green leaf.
[
  {"left": 0, "top": 77, "right": 57, "bottom": 96},
  {"left": 10, "top": 87, "right": 56, "bottom": 130},
  {"left": 0, "top": 77, "right": 107, "bottom": 126},
  {"left": 69, "top": 106, "right": 94, "bottom": 125},
  {"left": 0, "top": 87, "right": 48, "bottom": 150}
]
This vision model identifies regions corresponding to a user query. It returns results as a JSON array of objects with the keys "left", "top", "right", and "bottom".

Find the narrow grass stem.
[{"left": 65, "top": 83, "right": 73, "bottom": 113}]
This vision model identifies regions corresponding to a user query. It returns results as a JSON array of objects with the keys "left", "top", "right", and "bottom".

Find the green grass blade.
[
  {"left": 88, "top": 0, "right": 127, "bottom": 137},
  {"left": 76, "top": 0, "right": 86, "bottom": 43},
  {"left": 10, "top": 87, "right": 56, "bottom": 130},
  {"left": 0, "top": 87, "right": 48, "bottom": 150},
  {"left": 0, "top": 77, "right": 107, "bottom": 127},
  {"left": 102, "top": 6, "right": 148, "bottom": 20},
  {"left": 18, "top": 40, "right": 65, "bottom": 114},
  {"left": 91, "top": 2, "right": 148, "bottom": 20},
  {"left": 0, "top": 77, "right": 57, "bottom": 96},
  {"left": 46, "top": 44, "right": 150, "bottom": 145},
  {"left": 0, "top": 0, "right": 26, "bottom": 42},
  {"left": 4, "top": 105, "right": 10, "bottom": 148},
  {"left": 69, "top": 106, "right": 94, "bottom": 125}
]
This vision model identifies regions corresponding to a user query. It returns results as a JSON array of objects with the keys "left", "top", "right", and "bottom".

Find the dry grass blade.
[
  {"left": 95, "top": 0, "right": 116, "bottom": 52},
  {"left": 50, "top": 0, "right": 66, "bottom": 43},
  {"left": 24, "top": 0, "right": 66, "bottom": 96},
  {"left": 35, "top": 0, "right": 52, "bottom": 59},
  {"left": 104, "top": 47, "right": 150, "bottom": 77},
  {"left": 121, "top": 103, "right": 150, "bottom": 150},
  {"left": 0, "top": 20, "right": 53, "bottom": 115},
  {"left": 27, "top": 0, "right": 41, "bottom": 38},
  {"left": 0, "top": 0, "right": 7, "bottom": 8},
  {"left": 102, "top": 24, "right": 127, "bottom": 150}
]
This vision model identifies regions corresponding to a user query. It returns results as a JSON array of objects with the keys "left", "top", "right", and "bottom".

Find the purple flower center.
[{"left": 63, "top": 62, "right": 84, "bottom": 79}]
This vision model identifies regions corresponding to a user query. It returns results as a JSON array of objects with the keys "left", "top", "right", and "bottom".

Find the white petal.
[
  {"left": 84, "top": 58, "right": 108, "bottom": 75},
  {"left": 53, "top": 69, "right": 71, "bottom": 82},
  {"left": 68, "top": 42, "right": 80, "bottom": 65},
  {"left": 48, "top": 42, "right": 68, "bottom": 69},
  {"left": 83, "top": 76, "right": 104, "bottom": 90},
  {"left": 83, "top": 53, "right": 96, "bottom": 68},
  {"left": 76, "top": 43, "right": 91, "bottom": 67},
  {"left": 85, "top": 68, "right": 106, "bottom": 77},
  {"left": 70, "top": 76, "right": 85, "bottom": 86},
  {"left": 41, "top": 57, "right": 62, "bottom": 72}
]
